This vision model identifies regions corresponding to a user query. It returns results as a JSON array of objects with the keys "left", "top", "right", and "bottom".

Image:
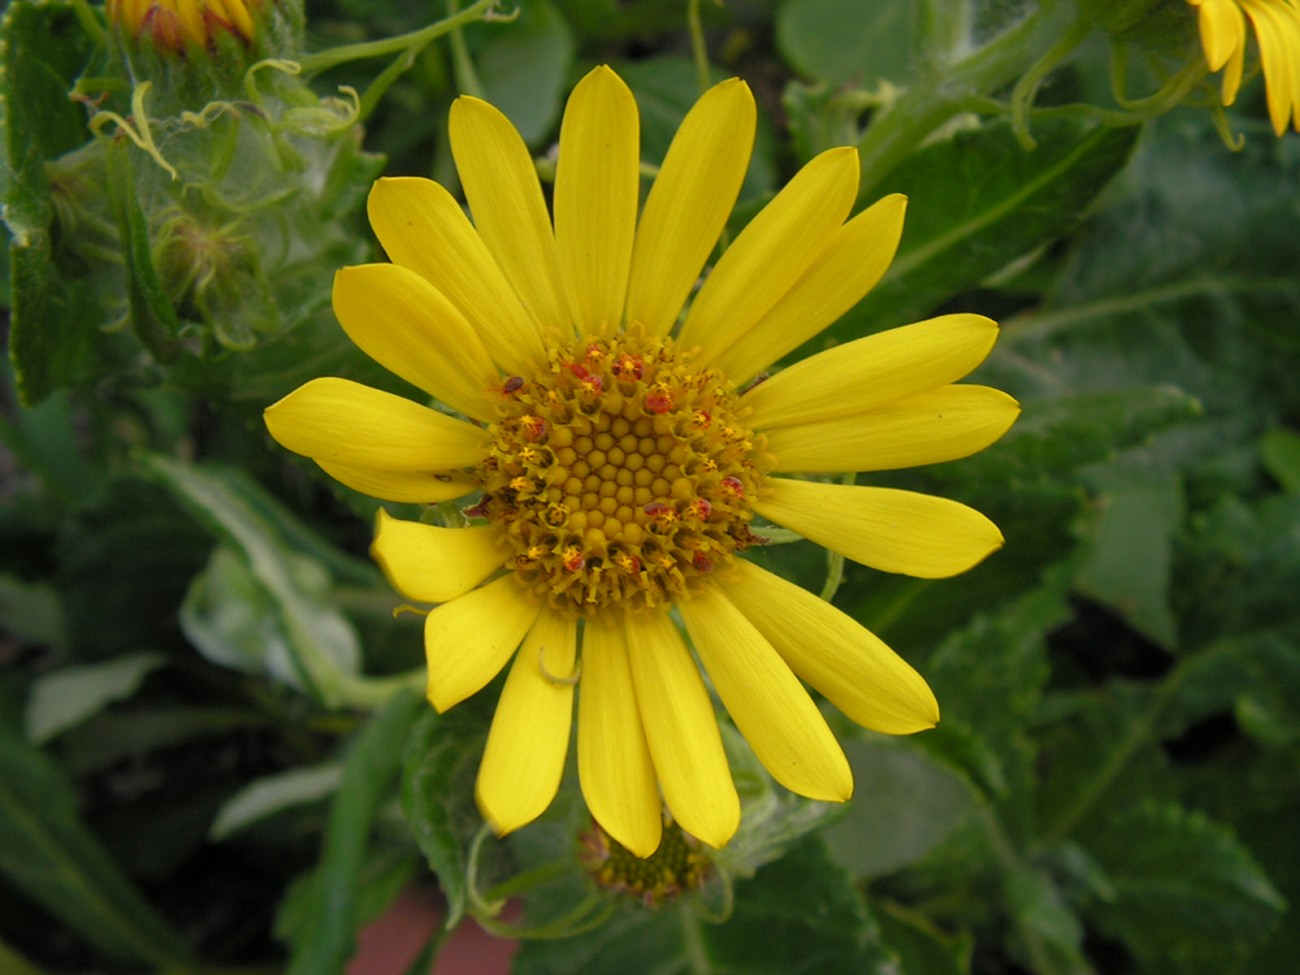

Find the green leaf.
[
  {"left": 832, "top": 118, "right": 1139, "bottom": 339},
  {"left": 1260, "top": 428, "right": 1300, "bottom": 494},
  {"left": 1166, "top": 633, "right": 1300, "bottom": 749},
  {"left": 1175, "top": 495, "right": 1300, "bottom": 647},
  {"left": 24, "top": 652, "right": 166, "bottom": 744},
  {"left": 1, "top": 1, "right": 99, "bottom": 405},
  {"left": 1001, "top": 120, "right": 1300, "bottom": 421},
  {"left": 823, "top": 737, "right": 979, "bottom": 879},
  {"left": 923, "top": 568, "right": 1075, "bottom": 829},
  {"left": 1083, "top": 802, "right": 1285, "bottom": 974},
  {"left": 943, "top": 385, "right": 1203, "bottom": 488},
  {"left": 57, "top": 706, "right": 269, "bottom": 777},
  {"left": 284, "top": 688, "right": 422, "bottom": 975},
  {"left": 776, "top": 0, "right": 914, "bottom": 87},
  {"left": 0, "top": 378, "right": 100, "bottom": 510},
  {"left": 514, "top": 837, "right": 894, "bottom": 975},
  {"left": 1003, "top": 865, "right": 1091, "bottom": 975},
  {"left": 103, "top": 139, "right": 182, "bottom": 363},
  {"left": 142, "top": 455, "right": 370, "bottom": 705},
  {"left": 876, "top": 902, "right": 973, "bottom": 975},
  {"left": 474, "top": 0, "right": 575, "bottom": 145},
  {"left": 400, "top": 703, "right": 491, "bottom": 929},
  {"left": 0, "top": 574, "right": 68, "bottom": 654},
  {"left": 181, "top": 544, "right": 318, "bottom": 689},
  {"left": 1074, "top": 469, "right": 1182, "bottom": 649},
  {"left": 0, "top": 937, "right": 47, "bottom": 975},
  {"left": 210, "top": 763, "right": 344, "bottom": 840},
  {"left": 0, "top": 725, "right": 192, "bottom": 967}
]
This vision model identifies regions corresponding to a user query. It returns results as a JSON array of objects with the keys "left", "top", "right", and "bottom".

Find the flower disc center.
[{"left": 482, "top": 334, "right": 766, "bottom": 614}]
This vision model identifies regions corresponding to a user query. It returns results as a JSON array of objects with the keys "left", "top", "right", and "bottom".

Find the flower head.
[
  {"left": 264, "top": 66, "right": 1019, "bottom": 856},
  {"left": 1186, "top": 0, "right": 1300, "bottom": 133},
  {"left": 108, "top": 0, "right": 261, "bottom": 52}
]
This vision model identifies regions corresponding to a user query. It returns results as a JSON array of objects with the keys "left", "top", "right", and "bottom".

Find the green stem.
[
  {"left": 856, "top": 6, "right": 1071, "bottom": 197},
  {"left": 687, "top": 0, "right": 715, "bottom": 96},
  {"left": 400, "top": 925, "right": 450, "bottom": 975},
  {"left": 914, "top": 0, "right": 971, "bottom": 69},
  {"left": 447, "top": 0, "right": 486, "bottom": 98},
  {"left": 1040, "top": 646, "right": 1230, "bottom": 843},
  {"left": 357, "top": 49, "right": 421, "bottom": 122},
  {"left": 332, "top": 669, "right": 426, "bottom": 711},
  {"left": 69, "top": 0, "right": 106, "bottom": 47},
  {"left": 296, "top": 0, "right": 501, "bottom": 75},
  {"left": 1002, "top": 275, "right": 1297, "bottom": 343},
  {"left": 818, "top": 472, "right": 855, "bottom": 601},
  {"left": 979, "top": 808, "right": 1088, "bottom": 975},
  {"left": 1010, "top": 21, "right": 1091, "bottom": 149}
]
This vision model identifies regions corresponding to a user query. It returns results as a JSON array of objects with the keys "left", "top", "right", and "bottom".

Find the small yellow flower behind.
[
  {"left": 107, "top": 0, "right": 260, "bottom": 51},
  {"left": 1186, "top": 0, "right": 1300, "bottom": 133},
  {"left": 264, "top": 66, "right": 1020, "bottom": 857}
]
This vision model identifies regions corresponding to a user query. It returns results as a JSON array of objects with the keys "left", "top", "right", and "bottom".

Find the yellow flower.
[
  {"left": 1187, "top": 0, "right": 1300, "bottom": 133},
  {"left": 107, "top": 0, "right": 260, "bottom": 50},
  {"left": 264, "top": 66, "right": 1019, "bottom": 856}
]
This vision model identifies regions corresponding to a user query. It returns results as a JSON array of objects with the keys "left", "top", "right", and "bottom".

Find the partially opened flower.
[
  {"left": 108, "top": 0, "right": 261, "bottom": 51},
  {"left": 265, "top": 66, "right": 1019, "bottom": 856},
  {"left": 1186, "top": 0, "right": 1300, "bottom": 133}
]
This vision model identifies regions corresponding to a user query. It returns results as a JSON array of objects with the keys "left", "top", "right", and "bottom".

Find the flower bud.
[{"left": 153, "top": 210, "right": 272, "bottom": 350}]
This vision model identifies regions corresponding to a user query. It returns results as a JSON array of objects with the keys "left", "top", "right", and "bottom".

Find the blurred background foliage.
[{"left": 2, "top": 0, "right": 1299, "bottom": 973}]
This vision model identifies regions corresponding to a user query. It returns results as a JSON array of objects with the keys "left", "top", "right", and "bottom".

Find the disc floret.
[
  {"left": 580, "top": 816, "right": 712, "bottom": 906},
  {"left": 482, "top": 333, "right": 768, "bottom": 614}
]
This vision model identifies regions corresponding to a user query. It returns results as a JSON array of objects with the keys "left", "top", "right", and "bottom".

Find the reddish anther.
[
  {"left": 645, "top": 387, "right": 674, "bottom": 414},
  {"left": 563, "top": 549, "right": 586, "bottom": 572},
  {"left": 613, "top": 353, "right": 644, "bottom": 380},
  {"left": 521, "top": 415, "right": 547, "bottom": 442},
  {"left": 689, "top": 498, "right": 713, "bottom": 520},
  {"left": 720, "top": 476, "right": 744, "bottom": 498},
  {"left": 643, "top": 501, "right": 672, "bottom": 518},
  {"left": 692, "top": 553, "right": 714, "bottom": 574}
]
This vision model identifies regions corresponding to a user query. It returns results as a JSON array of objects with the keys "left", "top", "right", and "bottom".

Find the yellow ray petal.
[
  {"left": 678, "top": 589, "right": 852, "bottom": 802},
  {"left": 625, "top": 79, "right": 756, "bottom": 338},
  {"left": 578, "top": 613, "right": 662, "bottom": 857},
  {"left": 553, "top": 66, "right": 639, "bottom": 337},
  {"left": 333, "top": 265, "right": 498, "bottom": 422},
  {"left": 370, "top": 509, "right": 505, "bottom": 604},
  {"left": 1222, "top": 31, "right": 1247, "bottom": 105},
  {"left": 208, "top": 0, "right": 253, "bottom": 39},
  {"left": 720, "top": 560, "right": 939, "bottom": 734},
  {"left": 625, "top": 609, "right": 739, "bottom": 849},
  {"left": 678, "top": 146, "right": 860, "bottom": 364},
  {"left": 1196, "top": 0, "right": 1248, "bottom": 70},
  {"left": 1241, "top": 0, "right": 1300, "bottom": 133},
  {"left": 449, "top": 96, "right": 571, "bottom": 336},
  {"left": 476, "top": 610, "right": 578, "bottom": 834},
  {"left": 713, "top": 194, "right": 907, "bottom": 384},
  {"left": 175, "top": 0, "right": 203, "bottom": 44},
  {"left": 754, "top": 479, "right": 1004, "bottom": 579},
  {"left": 367, "top": 177, "right": 547, "bottom": 374},
  {"left": 767, "top": 385, "right": 1020, "bottom": 474},
  {"left": 314, "top": 462, "right": 478, "bottom": 504},
  {"left": 264, "top": 378, "right": 487, "bottom": 471},
  {"left": 423, "top": 575, "right": 540, "bottom": 712},
  {"left": 743, "top": 314, "right": 1000, "bottom": 429}
]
